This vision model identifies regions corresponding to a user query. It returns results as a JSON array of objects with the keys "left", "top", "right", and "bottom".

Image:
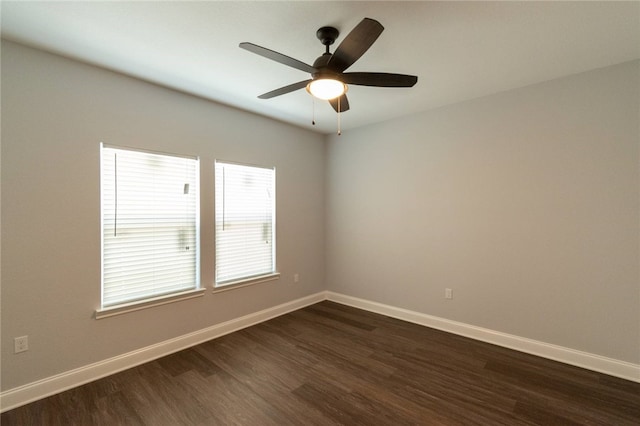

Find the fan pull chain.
[
  {"left": 312, "top": 97, "right": 316, "bottom": 126},
  {"left": 337, "top": 97, "right": 342, "bottom": 135}
]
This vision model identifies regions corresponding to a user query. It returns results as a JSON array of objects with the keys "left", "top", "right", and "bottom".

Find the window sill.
[
  {"left": 95, "top": 288, "right": 206, "bottom": 319},
  {"left": 213, "top": 273, "right": 281, "bottom": 293}
]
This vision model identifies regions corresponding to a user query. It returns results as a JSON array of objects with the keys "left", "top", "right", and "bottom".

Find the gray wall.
[
  {"left": 326, "top": 61, "right": 640, "bottom": 364},
  {"left": 1, "top": 41, "right": 326, "bottom": 391}
]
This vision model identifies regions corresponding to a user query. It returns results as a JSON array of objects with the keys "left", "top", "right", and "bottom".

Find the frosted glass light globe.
[{"left": 307, "top": 79, "right": 346, "bottom": 100}]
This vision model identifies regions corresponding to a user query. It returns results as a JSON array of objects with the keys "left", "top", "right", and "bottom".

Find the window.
[
  {"left": 100, "top": 144, "right": 200, "bottom": 308},
  {"left": 215, "top": 161, "right": 276, "bottom": 286}
]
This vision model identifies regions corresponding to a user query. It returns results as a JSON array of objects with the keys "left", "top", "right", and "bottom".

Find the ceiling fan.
[{"left": 239, "top": 18, "right": 418, "bottom": 113}]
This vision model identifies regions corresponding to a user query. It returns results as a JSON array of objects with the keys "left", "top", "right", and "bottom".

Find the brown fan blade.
[
  {"left": 342, "top": 72, "right": 418, "bottom": 87},
  {"left": 258, "top": 80, "right": 312, "bottom": 99},
  {"left": 328, "top": 94, "right": 350, "bottom": 113},
  {"left": 240, "top": 42, "right": 316, "bottom": 74},
  {"left": 328, "top": 18, "right": 384, "bottom": 72}
]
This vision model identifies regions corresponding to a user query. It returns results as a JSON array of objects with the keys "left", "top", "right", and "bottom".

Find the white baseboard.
[
  {"left": 326, "top": 291, "right": 640, "bottom": 383},
  {"left": 0, "top": 291, "right": 326, "bottom": 413},
  {"left": 3, "top": 289, "right": 638, "bottom": 413}
]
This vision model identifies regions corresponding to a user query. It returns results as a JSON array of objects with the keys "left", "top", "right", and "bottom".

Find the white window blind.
[
  {"left": 215, "top": 161, "right": 275, "bottom": 285},
  {"left": 101, "top": 144, "right": 199, "bottom": 307}
]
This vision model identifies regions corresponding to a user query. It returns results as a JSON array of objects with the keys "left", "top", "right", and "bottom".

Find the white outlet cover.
[{"left": 14, "top": 336, "right": 29, "bottom": 353}]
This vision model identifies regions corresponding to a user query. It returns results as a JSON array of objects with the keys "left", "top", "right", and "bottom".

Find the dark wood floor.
[{"left": 2, "top": 301, "right": 639, "bottom": 425}]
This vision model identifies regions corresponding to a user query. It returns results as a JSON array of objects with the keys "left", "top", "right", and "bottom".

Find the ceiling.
[{"left": 2, "top": 1, "right": 639, "bottom": 134}]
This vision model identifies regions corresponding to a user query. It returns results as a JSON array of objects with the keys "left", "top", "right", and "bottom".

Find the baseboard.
[
  {"left": 0, "top": 291, "right": 327, "bottom": 413},
  {"left": 326, "top": 291, "right": 640, "bottom": 383}
]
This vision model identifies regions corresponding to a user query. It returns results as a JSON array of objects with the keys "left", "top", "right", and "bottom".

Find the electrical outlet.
[
  {"left": 293, "top": 273, "right": 300, "bottom": 283},
  {"left": 14, "top": 336, "right": 29, "bottom": 353},
  {"left": 445, "top": 288, "right": 453, "bottom": 300}
]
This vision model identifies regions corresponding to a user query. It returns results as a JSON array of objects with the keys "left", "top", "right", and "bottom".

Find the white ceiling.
[{"left": 2, "top": 1, "right": 639, "bottom": 134}]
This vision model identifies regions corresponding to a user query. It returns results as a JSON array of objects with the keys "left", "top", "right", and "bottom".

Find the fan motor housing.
[{"left": 312, "top": 54, "right": 332, "bottom": 69}]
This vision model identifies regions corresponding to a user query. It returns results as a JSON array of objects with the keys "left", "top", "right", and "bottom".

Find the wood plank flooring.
[{"left": 2, "top": 301, "right": 639, "bottom": 425}]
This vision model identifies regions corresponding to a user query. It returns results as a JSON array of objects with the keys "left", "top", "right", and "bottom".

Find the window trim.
[
  {"left": 95, "top": 288, "right": 206, "bottom": 319},
  {"left": 212, "top": 272, "right": 281, "bottom": 293}
]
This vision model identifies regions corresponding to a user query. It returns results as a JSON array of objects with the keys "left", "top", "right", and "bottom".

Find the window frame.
[
  {"left": 97, "top": 143, "right": 202, "bottom": 316},
  {"left": 214, "top": 160, "right": 278, "bottom": 289}
]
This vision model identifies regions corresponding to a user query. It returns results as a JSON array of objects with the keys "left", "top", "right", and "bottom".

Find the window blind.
[
  {"left": 215, "top": 161, "right": 275, "bottom": 285},
  {"left": 101, "top": 144, "right": 199, "bottom": 307}
]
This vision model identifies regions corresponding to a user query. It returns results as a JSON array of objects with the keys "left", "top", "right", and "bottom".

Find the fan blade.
[
  {"left": 258, "top": 79, "right": 312, "bottom": 99},
  {"left": 328, "top": 18, "right": 384, "bottom": 72},
  {"left": 240, "top": 42, "right": 315, "bottom": 74},
  {"left": 328, "top": 94, "right": 350, "bottom": 113},
  {"left": 342, "top": 72, "right": 418, "bottom": 87}
]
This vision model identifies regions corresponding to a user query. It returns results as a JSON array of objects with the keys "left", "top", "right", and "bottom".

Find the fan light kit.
[{"left": 240, "top": 18, "right": 418, "bottom": 132}]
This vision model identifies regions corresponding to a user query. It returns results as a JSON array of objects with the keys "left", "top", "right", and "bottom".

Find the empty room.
[{"left": 1, "top": 1, "right": 639, "bottom": 424}]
